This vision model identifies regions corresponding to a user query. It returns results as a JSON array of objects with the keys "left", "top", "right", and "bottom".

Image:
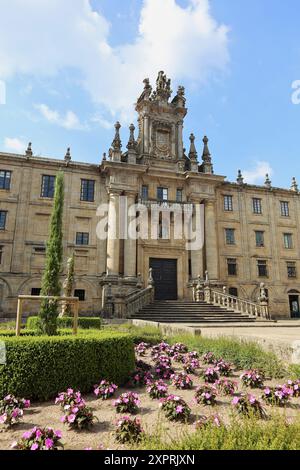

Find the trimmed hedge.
[
  {"left": 27, "top": 316, "right": 102, "bottom": 330},
  {"left": 0, "top": 331, "right": 135, "bottom": 400}
]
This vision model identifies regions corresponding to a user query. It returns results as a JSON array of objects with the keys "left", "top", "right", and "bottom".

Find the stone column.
[
  {"left": 124, "top": 192, "right": 137, "bottom": 278},
  {"left": 106, "top": 191, "right": 121, "bottom": 276},
  {"left": 144, "top": 115, "right": 149, "bottom": 154},
  {"left": 177, "top": 120, "right": 183, "bottom": 160},
  {"left": 191, "top": 200, "right": 204, "bottom": 279},
  {"left": 205, "top": 200, "right": 219, "bottom": 280}
]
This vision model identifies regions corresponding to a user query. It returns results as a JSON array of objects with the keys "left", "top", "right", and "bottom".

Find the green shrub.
[
  {"left": 168, "top": 334, "right": 285, "bottom": 378},
  {"left": 0, "top": 329, "right": 37, "bottom": 337},
  {"left": 0, "top": 331, "right": 135, "bottom": 400},
  {"left": 27, "top": 316, "right": 102, "bottom": 330},
  {"left": 139, "top": 415, "right": 300, "bottom": 450}
]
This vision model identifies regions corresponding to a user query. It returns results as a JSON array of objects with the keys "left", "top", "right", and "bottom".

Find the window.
[
  {"left": 255, "top": 231, "right": 264, "bottom": 247},
  {"left": 287, "top": 262, "right": 297, "bottom": 278},
  {"left": 31, "top": 288, "right": 41, "bottom": 296},
  {"left": 258, "top": 260, "right": 268, "bottom": 277},
  {"left": 0, "top": 211, "right": 7, "bottom": 230},
  {"left": 76, "top": 232, "right": 89, "bottom": 245},
  {"left": 158, "top": 213, "right": 169, "bottom": 239},
  {"left": 225, "top": 228, "right": 235, "bottom": 245},
  {"left": 141, "top": 185, "right": 148, "bottom": 200},
  {"left": 41, "top": 175, "right": 55, "bottom": 198},
  {"left": 0, "top": 246, "right": 3, "bottom": 265},
  {"left": 284, "top": 233, "right": 293, "bottom": 249},
  {"left": 229, "top": 287, "right": 238, "bottom": 297},
  {"left": 0, "top": 170, "right": 11, "bottom": 190},
  {"left": 280, "top": 201, "right": 290, "bottom": 217},
  {"left": 74, "top": 289, "right": 85, "bottom": 301},
  {"left": 176, "top": 189, "right": 183, "bottom": 202},
  {"left": 224, "top": 195, "right": 233, "bottom": 212},
  {"left": 252, "top": 198, "right": 262, "bottom": 214},
  {"left": 34, "top": 247, "right": 46, "bottom": 253},
  {"left": 227, "top": 258, "right": 237, "bottom": 276},
  {"left": 80, "top": 179, "right": 95, "bottom": 202},
  {"left": 157, "top": 187, "right": 168, "bottom": 201}
]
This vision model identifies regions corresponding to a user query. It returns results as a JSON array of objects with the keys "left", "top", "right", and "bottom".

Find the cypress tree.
[{"left": 38, "top": 171, "right": 64, "bottom": 335}]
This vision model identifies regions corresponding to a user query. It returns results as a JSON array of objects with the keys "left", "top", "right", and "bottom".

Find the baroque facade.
[{"left": 0, "top": 72, "right": 300, "bottom": 319}]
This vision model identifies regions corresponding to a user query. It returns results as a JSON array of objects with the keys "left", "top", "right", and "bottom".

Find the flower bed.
[
  {"left": 183, "top": 358, "right": 200, "bottom": 374},
  {"left": 262, "top": 385, "right": 293, "bottom": 406},
  {"left": 202, "top": 352, "right": 217, "bottom": 364},
  {"left": 128, "top": 369, "right": 154, "bottom": 387},
  {"left": 171, "top": 372, "right": 193, "bottom": 390},
  {"left": 11, "top": 427, "right": 64, "bottom": 450},
  {"left": 195, "top": 414, "right": 222, "bottom": 429},
  {"left": 60, "top": 401, "right": 96, "bottom": 430},
  {"left": 240, "top": 369, "right": 265, "bottom": 389},
  {"left": 286, "top": 379, "right": 300, "bottom": 397},
  {"left": 203, "top": 367, "right": 220, "bottom": 384},
  {"left": 232, "top": 395, "right": 267, "bottom": 419},
  {"left": 0, "top": 394, "right": 30, "bottom": 427},
  {"left": 146, "top": 380, "right": 168, "bottom": 399},
  {"left": 135, "top": 342, "right": 149, "bottom": 356},
  {"left": 94, "top": 381, "right": 118, "bottom": 400},
  {"left": 160, "top": 395, "right": 191, "bottom": 422},
  {"left": 114, "top": 392, "right": 140, "bottom": 414},
  {"left": 0, "top": 331, "right": 135, "bottom": 400},
  {"left": 215, "top": 359, "right": 233, "bottom": 377},
  {"left": 154, "top": 355, "right": 174, "bottom": 379},
  {"left": 115, "top": 416, "right": 144, "bottom": 444},
  {"left": 216, "top": 379, "right": 237, "bottom": 396},
  {"left": 195, "top": 385, "right": 217, "bottom": 406}
]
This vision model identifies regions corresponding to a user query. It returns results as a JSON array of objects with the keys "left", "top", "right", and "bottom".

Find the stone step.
[{"left": 131, "top": 299, "right": 255, "bottom": 324}]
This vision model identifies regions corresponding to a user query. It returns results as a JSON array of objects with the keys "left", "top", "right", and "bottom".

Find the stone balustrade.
[{"left": 103, "top": 285, "right": 155, "bottom": 319}]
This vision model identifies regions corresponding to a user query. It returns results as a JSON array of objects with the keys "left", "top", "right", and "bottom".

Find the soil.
[{"left": 1, "top": 350, "right": 299, "bottom": 450}]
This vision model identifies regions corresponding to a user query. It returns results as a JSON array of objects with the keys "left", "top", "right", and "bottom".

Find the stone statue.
[
  {"left": 137, "top": 78, "right": 152, "bottom": 103},
  {"left": 60, "top": 254, "right": 75, "bottom": 317},
  {"left": 259, "top": 283, "right": 268, "bottom": 302}
]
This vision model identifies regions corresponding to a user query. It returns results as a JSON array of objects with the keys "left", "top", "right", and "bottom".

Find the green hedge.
[
  {"left": 0, "top": 331, "right": 135, "bottom": 400},
  {"left": 27, "top": 316, "right": 102, "bottom": 330}
]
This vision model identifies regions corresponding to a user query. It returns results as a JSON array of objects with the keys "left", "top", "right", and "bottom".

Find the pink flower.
[
  {"left": 45, "top": 438, "right": 54, "bottom": 449},
  {"left": 232, "top": 396, "right": 240, "bottom": 405},
  {"left": 0, "top": 413, "right": 7, "bottom": 424},
  {"left": 54, "top": 430, "right": 62, "bottom": 438},
  {"left": 30, "top": 443, "right": 39, "bottom": 451},
  {"left": 67, "top": 414, "right": 76, "bottom": 423},
  {"left": 176, "top": 405, "right": 183, "bottom": 413},
  {"left": 35, "top": 429, "right": 42, "bottom": 439}
]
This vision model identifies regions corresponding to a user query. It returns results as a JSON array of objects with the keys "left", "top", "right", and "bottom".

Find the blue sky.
[{"left": 0, "top": 0, "right": 299, "bottom": 188}]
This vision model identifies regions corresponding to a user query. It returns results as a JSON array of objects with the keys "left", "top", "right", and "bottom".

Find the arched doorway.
[{"left": 288, "top": 290, "right": 300, "bottom": 318}]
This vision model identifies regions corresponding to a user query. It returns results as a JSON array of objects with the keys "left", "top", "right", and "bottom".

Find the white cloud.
[
  {"left": 35, "top": 104, "right": 86, "bottom": 130},
  {"left": 4, "top": 137, "right": 27, "bottom": 153},
  {"left": 0, "top": 0, "right": 230, "bottom": 123},
  {"left": 242, "top": 161, "right": 273, "bottom": 184},
  {"left": 90, "top": 114, "right": 114, "bottom": 130}
]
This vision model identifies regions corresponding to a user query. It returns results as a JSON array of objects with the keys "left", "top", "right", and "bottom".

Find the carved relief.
[{"left": 151, "top": 120, "right": 173, "bottom": 159}]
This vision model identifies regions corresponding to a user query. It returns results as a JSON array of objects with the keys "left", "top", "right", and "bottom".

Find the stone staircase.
[{"left": 131, "top": 300, "right": 256, "bottom": 323}]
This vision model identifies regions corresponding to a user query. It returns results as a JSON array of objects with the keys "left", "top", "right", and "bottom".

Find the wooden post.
[
  {"left": 73, "top": 300, "right": 79, "bottom": 335},
  {"left": 16, "top": 298, "right": 23, "bottom": 337}
]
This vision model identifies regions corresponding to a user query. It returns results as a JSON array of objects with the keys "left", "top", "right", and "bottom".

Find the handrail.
[
  {"left": 103, "top": 285, "right": 155, "bottom": 319},
  {"left": 204, "top": 288, "right": 270, "bottom": 320}
]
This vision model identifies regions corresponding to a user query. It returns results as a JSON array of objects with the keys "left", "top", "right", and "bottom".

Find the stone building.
[{"left": 0, "top": 72, "right": 299, "bottom": 319}]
